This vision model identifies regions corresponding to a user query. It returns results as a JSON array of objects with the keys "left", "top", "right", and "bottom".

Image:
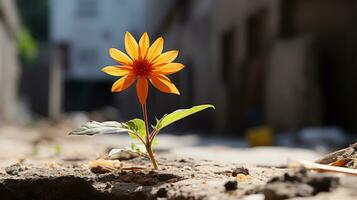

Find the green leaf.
[
  {"left": 69, "top": 121, "right": 128, "bottom": 135},
  {"left": 127, "top": 118, "right": 158, "bottom": 146},
  {"left": 126, "top": 118, "right": 146, "bottom": 141},
  {"left": 155, "top": 104, "right": 215, "bottom": 131}
]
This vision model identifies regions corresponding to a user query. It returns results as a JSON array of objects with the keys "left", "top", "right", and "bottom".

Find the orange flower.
[{"left": 102, "top": 32, "right": 184, "bottom": 105}]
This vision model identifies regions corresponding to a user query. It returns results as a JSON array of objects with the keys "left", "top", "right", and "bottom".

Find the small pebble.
[
  {"left": 149, "top": 170, "right": 158, "bottom": 175},
  {"left": 156, "top": 188, "right": 168, "bottom": 198},
  {"left": 224, "top": 180, "right": 238, "bottom": 191},
  {"left": 232, "top": 167, "right": 249, "bottom": 177},
  {"left": 5, "top": 163, "right": 27, "bottom": 175}
]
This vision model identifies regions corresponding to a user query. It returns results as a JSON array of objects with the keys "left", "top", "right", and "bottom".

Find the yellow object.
[
  {"left": 236, "top": 174, "right": 252, "bottom": 182},
  {"left": 245, "top": 126, "right": 273, "bottom": 147}
]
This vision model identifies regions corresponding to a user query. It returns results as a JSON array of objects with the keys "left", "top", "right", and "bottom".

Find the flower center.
[{"left": 133, "top": 59, "right": 151, "bottom": 77}]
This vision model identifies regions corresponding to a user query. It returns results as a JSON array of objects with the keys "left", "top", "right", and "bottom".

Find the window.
[
  {"left": 77, "top": 47, "right": 98, "bottom": 67},
  {"left": 76, "top": 0, "right": 98, "bottom": 18},
  {"left": 280, "top": 0, "right": 295, "bottom": 37},
  {"left": 246, "top": 8, "right": 269, "bottom": 59},
  {"left": 221, "top": 28, "right": 236, "bottom": 85}
]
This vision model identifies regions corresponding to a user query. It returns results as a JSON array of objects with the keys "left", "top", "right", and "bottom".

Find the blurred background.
[{"left": 1, "top": 0, "right": 357, "bottom": 154}]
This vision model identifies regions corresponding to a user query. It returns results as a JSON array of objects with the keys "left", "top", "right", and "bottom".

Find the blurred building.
[
  {"left": 148, "top": 0, "right": 357, "bottom": 133},
  {"left": 0, "top": 0, "right": 20, "bottom": 121},
  {"left": 49, "top": 0, "right": 149, "bottom": 118},
  {"left": 148, "top": 0, "right": 280, "bottom": 132},
  {"left": 47, "top": 0, "right": 357, "bottom": 133}
]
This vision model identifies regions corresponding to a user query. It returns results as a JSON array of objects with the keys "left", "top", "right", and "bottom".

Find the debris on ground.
[
  {"left": 263, "top": 169, "right": 339, "bottom": 200},
  {"left": 5, "top": 163, "right": 28, "bottom": 175},
  {"left": 232, "top": 167, "right": 250, "bottom": 176},
  {"left": 297, "top": 143, "right": 357, "bottom": 176},
  {"left": 316, "top": 143, "right": 357, "bottom": 169},
  {"left": 0, "top": 124, "right": 355, "bottom": 199},
  {"left": 0, "top": 157, "right": 356, "bottom": 200},
  {"left": 224, "top": 180, "right": 238, "bottom": 191},
  {"left": 236, "top": 174, "right": 252, "bottom": 182},
  {"left": 87, "top": 159, "right": 122, "bottom": 174},
  {"left": 107, "top": 148, "right": 139, "bottom": 161}
]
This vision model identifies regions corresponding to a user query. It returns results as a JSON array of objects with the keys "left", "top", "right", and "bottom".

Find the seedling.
[{"left": 69, "top": 32, "right": 214, "bottom": 169}]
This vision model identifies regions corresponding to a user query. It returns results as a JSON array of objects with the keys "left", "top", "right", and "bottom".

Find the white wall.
[{"left": 0, "top": 0, "right": 20, "bottom": 121}]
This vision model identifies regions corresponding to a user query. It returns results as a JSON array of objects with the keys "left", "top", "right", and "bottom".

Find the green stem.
[
  {"left": 141, "top": 103, "right": 159, "bottom": 170},
  {"left": 141, "top": 104, "right": 150, "bottom": 143},
  {"left": 146, "top": 144, "right": 158, "bottom": 170},
  {"left": 149, "top": 128, "right": 158, "bottom": 142}
]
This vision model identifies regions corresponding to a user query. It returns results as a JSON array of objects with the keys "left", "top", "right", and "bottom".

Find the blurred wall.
[
  {"left": 0, "top": 0, "right": 20, "bottom": 122},
  {"left": 278, "top": 0, "right": 357, "bottom": 132},
  {"left": 148, "top": 0, "right": 280, "bottom": 132},
  {"left": 147, "top": 0, "right": 357, "bottom": 133},
  {"left": 45, "top": 0, "right": 357, "bottom": 133}
]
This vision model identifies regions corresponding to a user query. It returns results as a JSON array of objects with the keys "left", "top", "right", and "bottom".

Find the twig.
[
  {"left": 297, "top": 160, "right": 357, "bottom": 176},
  {"left": 315, "top": 143, "right": 357, "bottom": 164}
]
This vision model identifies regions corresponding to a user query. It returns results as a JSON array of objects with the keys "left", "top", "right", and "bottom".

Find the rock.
[
  {"left": 263, "top": 169, "right": 339, "bottom": 200},
  {"left": 108, "top": 148, "right": 139, "bottom": 161},
  {"left": 5, "top": 163, "right": 27, "bottom": 175},
  {"left": 156, "top": 187, "right": 168, "bottom": 198},
  {"left": 232, "top": 167, "right": 249, "bottom": 176},
  {"left": 264, "top": 182, "right": 314, "bottom": 200},
  {"left": 224, "top": 180, "right": 238, "bottom": 191}
]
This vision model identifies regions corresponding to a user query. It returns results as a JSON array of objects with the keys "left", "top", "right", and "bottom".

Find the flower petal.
[
  {"left": 136, "top": 77, "right": 148, "bottom": 105},
  {"left": 109, "top": 48, "right": 132, "bottom": 65},
  {"left": 102, "top": 66, "right": 132, "bottom": 76},
  {"left": 150, "top": 74, "right": 180, "bottom": 95},
  {"left": 153, "top": 50, "right": 178, "bottom": 65},
  {"left": 138, "top": 32, "right": 150, "bottom": 59},
  {"left": 147, "top": 37, "right": 163, "bottom": 62},
  {"left": 152, "top": 63, "right": 184, "bottom": 75},
  {"left": 111, "top": 75, "right": 136, "bottom": 93},
  {"left": 124, "top": 32, "right": 139, "bottom": 60}
]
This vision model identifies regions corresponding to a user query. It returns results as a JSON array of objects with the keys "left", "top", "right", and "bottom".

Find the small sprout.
[
  {"left": 69, "top": 32, "right": 215, "bottom": 170},
  {"left": 53, "top": 144, "right": 62, "bottom": 157}
]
